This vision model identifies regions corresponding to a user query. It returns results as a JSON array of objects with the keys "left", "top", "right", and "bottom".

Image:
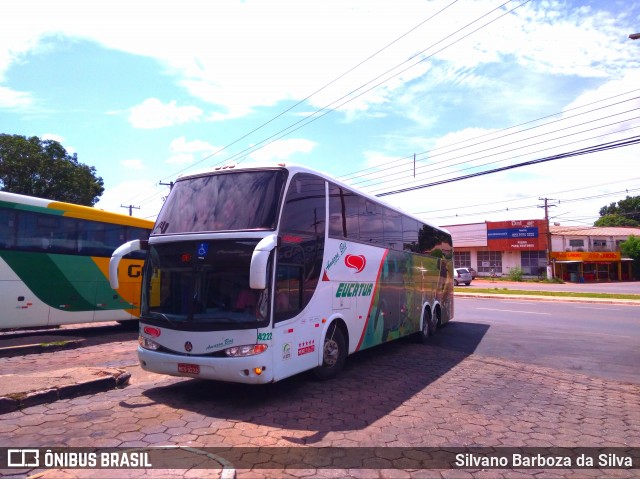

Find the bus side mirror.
[
  {"left": 109, "top": 239, "right": 149, "bottom": 289},
  {"left": 250, "top": 234, "right": 279, "bottom": 289}
]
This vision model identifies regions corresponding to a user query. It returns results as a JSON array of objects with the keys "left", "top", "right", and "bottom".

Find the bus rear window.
[{"left": 154, "top": 170, "right": 287, "bottom": 235}]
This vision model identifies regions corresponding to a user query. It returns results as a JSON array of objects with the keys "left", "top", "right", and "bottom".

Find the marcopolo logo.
[{"left": 344, "top": 254, "right": 366, "bottom": 273}]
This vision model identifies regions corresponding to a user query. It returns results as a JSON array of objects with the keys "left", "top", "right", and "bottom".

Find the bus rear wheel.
[
  {"left": 313, "top": 324, "right": 346, "bottom": 380},
  {"left": 415, "top": 309, "right": 432, "bottom": 344}
]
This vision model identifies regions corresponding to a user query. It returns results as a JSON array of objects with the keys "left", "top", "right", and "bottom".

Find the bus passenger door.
[
  {"left": 271, "top": 173, "right": 327, "bottom": 381},
  {"left": 271, "top": 262, "right": 319, "bottom": 381}
]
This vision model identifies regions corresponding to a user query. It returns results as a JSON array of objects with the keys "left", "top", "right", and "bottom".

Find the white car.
[{"left": 454, "top": 268, "right": 473, "bottom": 286}]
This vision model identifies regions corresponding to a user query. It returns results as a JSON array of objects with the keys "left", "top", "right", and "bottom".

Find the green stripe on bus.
[
  {"left": 0, "top": 250, "right": 131, "bottom": 311},
  {"left": 0, "top": 200, "right": 64, "bottom": 215}
]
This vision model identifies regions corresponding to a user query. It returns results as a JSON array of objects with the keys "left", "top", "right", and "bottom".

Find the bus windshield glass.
[
  {"left": 153, "top": 169, "right": 287, "bottom": 235},
  {"left": 141, "top": 240, "right": 270, "bottom": 330}
]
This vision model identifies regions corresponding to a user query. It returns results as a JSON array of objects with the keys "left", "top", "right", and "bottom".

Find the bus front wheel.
[{"left": 313, "top": 324, "right": 346, "bottom": 380}]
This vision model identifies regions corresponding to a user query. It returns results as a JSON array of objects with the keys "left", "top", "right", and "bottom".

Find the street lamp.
[{"left": 630, "top": 33, "right": 640, "bottom": 40}]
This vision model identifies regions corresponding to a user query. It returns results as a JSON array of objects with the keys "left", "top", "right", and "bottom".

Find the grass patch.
[
  {"left": 40, "top": 340, "right": 74, "bottom": 347},
  {"left": 455, "top": 287, "right": 640, "bottom": 300}
]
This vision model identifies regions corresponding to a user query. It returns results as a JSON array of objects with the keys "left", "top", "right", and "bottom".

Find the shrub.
[{"left": 507, "top": 267, "right": 524, "bottom": 282}]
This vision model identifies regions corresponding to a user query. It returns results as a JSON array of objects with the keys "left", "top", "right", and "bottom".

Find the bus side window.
[
  {"left": 50, "top": 217, "right": 78, "bottom": 254},
  {"left": 402, "top": 217, "right": 419, "bottom": 253},
  {"left": 328, "top": 183, "right": 360, "bottom": 240},
  {"left": 0, "top": 208, "right": 16, "bottom": 249},
  {"left": 276, "top": 173, "right": 326, "bottom": 322},
  {"left": 383, "top": 207, "right": 402, "bottom": 250}
]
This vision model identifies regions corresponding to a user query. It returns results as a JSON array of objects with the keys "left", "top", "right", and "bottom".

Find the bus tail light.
[{"left": 225, "top": 344, "right": 268, "bottom": 357}]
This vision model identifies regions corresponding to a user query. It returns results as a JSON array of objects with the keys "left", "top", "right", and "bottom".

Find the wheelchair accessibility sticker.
[{"left": 197, "top": 243, "right": 209, "bottom": 258}]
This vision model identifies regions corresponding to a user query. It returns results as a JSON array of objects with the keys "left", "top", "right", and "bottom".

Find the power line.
[
  {"left": 337, "top": 88, "right": 640, "bottom": 183},
  {"left": 357, "top": 107, "right": 640, "bottom": 192},
  {"left": 416, "top": 187, "right": 640, "bottom": 222},
  {"left": 125, "top": 0, "right": 531, "bottom": 212},
  {"left": 367, "top": 122, "right": 640, "bottom": 195},
  {"left": 412, "top": 177, "right": 640, "bottom": 216},
  {"left": 117, "top": 0, "right": 634, "bottom": 226},
  {"left": 346, "top": 94, "right": 640, "bottom": 188},
  {"left": 126, "top": 0, "right": 463, "bottom": 199},
  {"left": 376, "top": 135, "right": 640, "bottom": 197},
  {"left": 225, "top": 0, "right": 531, "bottom": 169}
]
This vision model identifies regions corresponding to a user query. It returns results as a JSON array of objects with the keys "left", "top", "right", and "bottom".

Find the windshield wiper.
[{"left": 146, "top": 311, "right": 179, "bottom": 327}]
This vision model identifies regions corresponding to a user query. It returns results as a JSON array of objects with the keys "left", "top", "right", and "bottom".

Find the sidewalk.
[
  {"left": 0, "top": 365, "right": 130, "bottom": 414},
  {"left": 0, "top": 331, "right": 133, "bottom": 414}
]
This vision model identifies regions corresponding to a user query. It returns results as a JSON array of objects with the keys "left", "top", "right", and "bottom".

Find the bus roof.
[
  {"left": 175, "top": 162, "right": 449, "bottom": 235},
  {"left": 0, "top": 190, "right": 154, "bottom": 229}
]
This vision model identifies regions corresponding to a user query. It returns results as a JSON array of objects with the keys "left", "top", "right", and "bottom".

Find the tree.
[
  {"left": 594, "top": 195, "right": 640, "bottom": 227},
  {"left": 0, "top": 134, "right": 104, "bottom": 206},
  {"left": 620, "top": 235, "right": 640, "bottom": 280}
]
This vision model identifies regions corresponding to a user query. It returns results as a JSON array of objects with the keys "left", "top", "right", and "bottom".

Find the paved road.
[
  {"left": 435, "top": 297, "right": 640, "bottom": 384},
  {"left": 1, "top": 298, "right": 639, "bottom": 478}
]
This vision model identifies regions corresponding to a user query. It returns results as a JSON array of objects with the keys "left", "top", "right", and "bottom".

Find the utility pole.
[
  {"left": 539, "top": 197, "right": 557, "bottom": 279},
  {"left": 159, "top": 181, "right": 174, "bottom": 203},
  {"left": 121, "top": 204, "right": 140, "bottom": 216}
]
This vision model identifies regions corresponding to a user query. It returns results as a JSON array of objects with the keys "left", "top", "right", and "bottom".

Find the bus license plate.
[{"left": 178, "top": 363, "right": 200, "bottom": 375}]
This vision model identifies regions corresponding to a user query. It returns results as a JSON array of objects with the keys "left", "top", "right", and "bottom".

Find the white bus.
[
  {"left": 0, "top": 191, "right": 153, "bottom": 330},
  {"left": 110, "top": 164, "right": 453, "bottom": 383}
]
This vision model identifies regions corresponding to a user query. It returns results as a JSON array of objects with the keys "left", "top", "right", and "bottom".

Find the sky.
[{"left": 1, "top": 0, "right": 639, "bottom": 229}]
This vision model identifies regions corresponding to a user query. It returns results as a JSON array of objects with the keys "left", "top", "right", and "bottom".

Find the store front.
[{"left": 551, "top": 252, "right": 633, "bottom": 282}]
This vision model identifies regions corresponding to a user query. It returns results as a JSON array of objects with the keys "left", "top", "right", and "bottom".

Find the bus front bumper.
[{"left": 137, "top": 346, "right": 274, "bottom": 384}]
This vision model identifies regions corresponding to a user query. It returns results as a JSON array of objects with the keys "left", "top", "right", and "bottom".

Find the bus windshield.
[
  {"left": 153, "top": 169, "right": 287, "bottom": 235},
  {"left": 142, "top": 240, "right": 270, "bottom": 330}
]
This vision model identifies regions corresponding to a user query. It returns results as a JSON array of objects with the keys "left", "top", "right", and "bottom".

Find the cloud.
[
  {"left": 121, "top": 159, "right": 145, "bottom": 170},
  {"left": 0, "top": 87, "right": 32, "bottom": 109},
  {"left": 128, "top": 98, "right": 203, "bottom": 129},
  {"left": 166, "top": 153, "right": 195, "bottom": 165},
  {"left": 94, "top": 178, "right": 164, "bottom": 221},
  {"left": 41, "top": 133, "right": 65, "bottom": 143},
  {"left": 248, "top": 138, "right": 316, "bottom": 162},
  {"left": 166, "top": 136, "right": 222, "bottom": 165},
  {"left": 40, "top": 133, "right": 77, "bottom": 155},
  {"left": 2, "top": 0, "right": 637, "bottom": 122},
  {"left": 170, "top": 136, "right": 217, "bottom": 154}
]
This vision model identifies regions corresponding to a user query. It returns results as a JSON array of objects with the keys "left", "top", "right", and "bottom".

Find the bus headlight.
[
  {"left": 139, "top": 335, "right": 160, "bottom": 351},
  {"left": 224, "top": 344, "right": 268, "bottom": 357}
]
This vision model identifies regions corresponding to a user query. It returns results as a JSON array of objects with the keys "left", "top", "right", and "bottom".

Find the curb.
[
  {"left": 0, "top": 339, "right": 86, "bottom": 358},
  {"left": 0, "top": 369, "right": 131, "bottom": 415},
  {"left": 454, "top": 292, "right": 640, "bottom": 305}
]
